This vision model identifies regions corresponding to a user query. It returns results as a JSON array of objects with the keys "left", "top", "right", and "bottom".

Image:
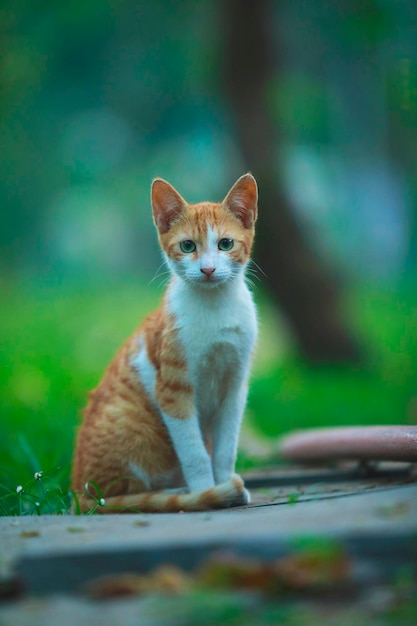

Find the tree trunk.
[{"left": 222, "top": 0, "right": 361, "bottom": 362}]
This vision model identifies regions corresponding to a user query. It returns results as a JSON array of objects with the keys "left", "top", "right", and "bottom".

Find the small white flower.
[
  {"left": 99, "top": 498, "right": 105, "bottom": 506},
  {"left": 34, "top": 471, "right": 43, "bottom": 481},
  {"left": 35, "top": 502, "right": 40, "bottom": 507},
  {"left": 16, "top": 485, "right": 23, "bottom": 494}
]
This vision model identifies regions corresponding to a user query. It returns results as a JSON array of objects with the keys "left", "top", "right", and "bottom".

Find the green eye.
[
  {"left": 218, "top": 238, "right": 234, "bottom": 251},
  {"left": 180, "top": 240, "right": 196, "bottom": 253}
]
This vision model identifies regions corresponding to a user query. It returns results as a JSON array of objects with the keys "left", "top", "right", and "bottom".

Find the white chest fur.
[
  {"left": 169, "top": 276, "right": 256, "bottom": 358},
  {"left": 133, "top": 276, "right": 257, "bottom": 417},
  {"left": 167, "top": 277, "right": 257, "bottom": 419}
]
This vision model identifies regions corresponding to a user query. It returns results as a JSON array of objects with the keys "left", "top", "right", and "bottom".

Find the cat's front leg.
[
  {"left": 212, "top": 383, "right": 247, "bottom": 485},
  {"left": 212, "top": 388, "right": 251, "bottom": 505},
  {"left": 155, "top": 323, "right": 216, "bottom": 493},
  {"left": 162, "top": 412, "right": 215, "bottom": 492}
]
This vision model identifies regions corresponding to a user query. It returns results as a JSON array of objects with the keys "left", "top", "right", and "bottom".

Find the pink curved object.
[{"left": 279, "top": 426, "right": 417, "bottom": 463}]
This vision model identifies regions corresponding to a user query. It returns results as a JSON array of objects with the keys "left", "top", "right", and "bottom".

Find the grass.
[
  {"left": 248, "top": 285, "right": 417, "bottom": 436},
  {"left": 0, "top": 278, "right": 159, "bottom": 515},
  {"left": 1, "top": 277, "right": 416, "bottom": 515}
]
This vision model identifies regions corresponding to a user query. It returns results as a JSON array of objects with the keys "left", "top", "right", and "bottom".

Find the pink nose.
[{"left": 200, "top": 267, "right": 215, "bottom": 277}]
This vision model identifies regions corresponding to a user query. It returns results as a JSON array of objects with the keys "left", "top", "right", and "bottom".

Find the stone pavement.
[{"left": 0, "top": 463, "right": 416, "bottom": 624}]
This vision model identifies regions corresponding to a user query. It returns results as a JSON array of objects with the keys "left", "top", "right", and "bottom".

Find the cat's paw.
[
  {"left": 215, "top": 474, "right": 250, "bottom": 508},
  {"left": 241, "top": 487, "right": 251, "bottom": 505}
]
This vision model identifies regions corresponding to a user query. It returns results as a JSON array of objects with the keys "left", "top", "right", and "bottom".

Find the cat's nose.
[{"left": 200, "top": 267, "right": 216, "bottom": 277}]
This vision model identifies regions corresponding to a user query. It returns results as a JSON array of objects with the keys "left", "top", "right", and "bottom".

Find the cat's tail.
[{"left": 76, "top": 475, "right": 250, "bottom": 514}]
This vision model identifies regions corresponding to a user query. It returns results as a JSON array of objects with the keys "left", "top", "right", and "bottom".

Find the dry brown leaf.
[
  {"left": 19, "top": 530, "right": 40, "bottom": 538},
  {"left": 84, "top": 548, "right": 350, "bottom": 600},
  {"left": 85, "top": 565, "right": 190, "bottom": 600},
  {"left": 271, "top": 550, "right": 350, "bottom": 591},
  {"left": 199, "top": 549, "right": 350, "bottom": 594}
]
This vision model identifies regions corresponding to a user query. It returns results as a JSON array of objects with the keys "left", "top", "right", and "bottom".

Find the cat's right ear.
[
  {"left": 223, "top": 173, "right": 258, "bottom": 229},
  {"left": 151, "top": 179, "right": 187, "bottom": 234}
]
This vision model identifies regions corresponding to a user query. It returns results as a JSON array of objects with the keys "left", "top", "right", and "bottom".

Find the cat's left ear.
[
  {"left": 151, "top": 178, "right": 187, "bottom": 234},
  {"left": 223, "top": 173, "right": 258, "bottom": 229}
]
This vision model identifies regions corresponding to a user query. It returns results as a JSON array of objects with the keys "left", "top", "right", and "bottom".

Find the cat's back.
[{"left": 82, "top": 303, "right": 166, "bottom": 414}]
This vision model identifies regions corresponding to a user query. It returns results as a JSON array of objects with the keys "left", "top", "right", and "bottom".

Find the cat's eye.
[
  {"left": 218, "top": 238, "right": 234, "bottom": 251},
  {"left": 180, "top": 240, "right": 196, "bottom": 253}
]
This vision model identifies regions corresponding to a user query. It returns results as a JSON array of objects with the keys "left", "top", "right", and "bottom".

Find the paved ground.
[{"left": 1, "top": 463, "right": 416, "bottom": 625}]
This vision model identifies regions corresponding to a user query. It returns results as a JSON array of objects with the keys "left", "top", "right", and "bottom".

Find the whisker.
[
  {"left": 245, "top": 267, "right": 261, "bottom": 283},
  {"left": 244, "top": 276, "right": 258, "bottom": 291},
  {"left": 149, "top": 261, "right": 171, "bottom": 286},
  {"left": 157, "top": 278, "right": 170, "bottom": 289},
  {"left": 249, "top": 259, "right": 267, "bottom": 278}
]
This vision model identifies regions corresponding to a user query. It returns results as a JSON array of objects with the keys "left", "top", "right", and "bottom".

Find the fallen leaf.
[
  {"left": 84, "top": 566, "right": 190, "bottom": 600},
  {"left": 199, "top": 548, "right": 350, "bottom": 594},
  {"left": 375, "top": 502, "right": 411, "bottom": 519}
]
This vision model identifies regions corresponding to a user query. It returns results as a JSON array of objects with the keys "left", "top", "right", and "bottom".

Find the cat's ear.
[
  {"left": 151, "top": 179, "right": 187, "bottom": 234},
  {"left": 223, "top": 173, "right": 258, "bottom": 229}
]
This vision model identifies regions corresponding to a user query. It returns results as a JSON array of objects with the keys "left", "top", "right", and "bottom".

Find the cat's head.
[{"left": 151, "top": 174, "right": 258, "bottom": 287}]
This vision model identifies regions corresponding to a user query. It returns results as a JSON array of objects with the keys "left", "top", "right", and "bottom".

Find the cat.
[{"left": 72, "top": 173, "right": 258, "bottom": 513}]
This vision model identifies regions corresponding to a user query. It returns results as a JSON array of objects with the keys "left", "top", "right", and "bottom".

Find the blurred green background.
[{"left": 1, "top": 0, "right": 417, "bottom": 513}]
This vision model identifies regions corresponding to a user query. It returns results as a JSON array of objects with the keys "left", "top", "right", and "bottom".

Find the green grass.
[
  {"left": 0, "top": 278, "right": 160, "bottom": 514},
  {"left": 248, "top": 286, "right": 417, "bottom": 436},
  {"left": 1, "top": 278, "right": 416, "bottom": 515}
]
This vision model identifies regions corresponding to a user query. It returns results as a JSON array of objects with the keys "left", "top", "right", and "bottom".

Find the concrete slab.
[
  {"left": 1, "top": 482, "right": 416, "bottom": 594},
  {"left": 1, "top": 467, "right": 416, "bottom": 625}
]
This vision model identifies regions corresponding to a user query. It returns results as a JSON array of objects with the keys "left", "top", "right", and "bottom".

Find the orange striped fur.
[{"left": 72, "top": 174, "right": 258, "bottom": 513}]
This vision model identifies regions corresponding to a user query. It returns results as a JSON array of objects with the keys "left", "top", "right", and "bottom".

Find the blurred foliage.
[
  {"left": 268, "top": 74, "right": 332, "bottom": 144},
  {"left": 250, "top": 285, "right": 417, "bottom": 436},
  {"left": 0, "top": 280, "right": 158, "bottom": 468},
  {"left": 1, "top": 0, "right": 417, "bottom": 277}
]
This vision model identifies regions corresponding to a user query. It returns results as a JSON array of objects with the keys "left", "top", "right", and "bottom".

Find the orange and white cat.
[{"left": 72, "top": 173, "right": 258, "bottom": 512}]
